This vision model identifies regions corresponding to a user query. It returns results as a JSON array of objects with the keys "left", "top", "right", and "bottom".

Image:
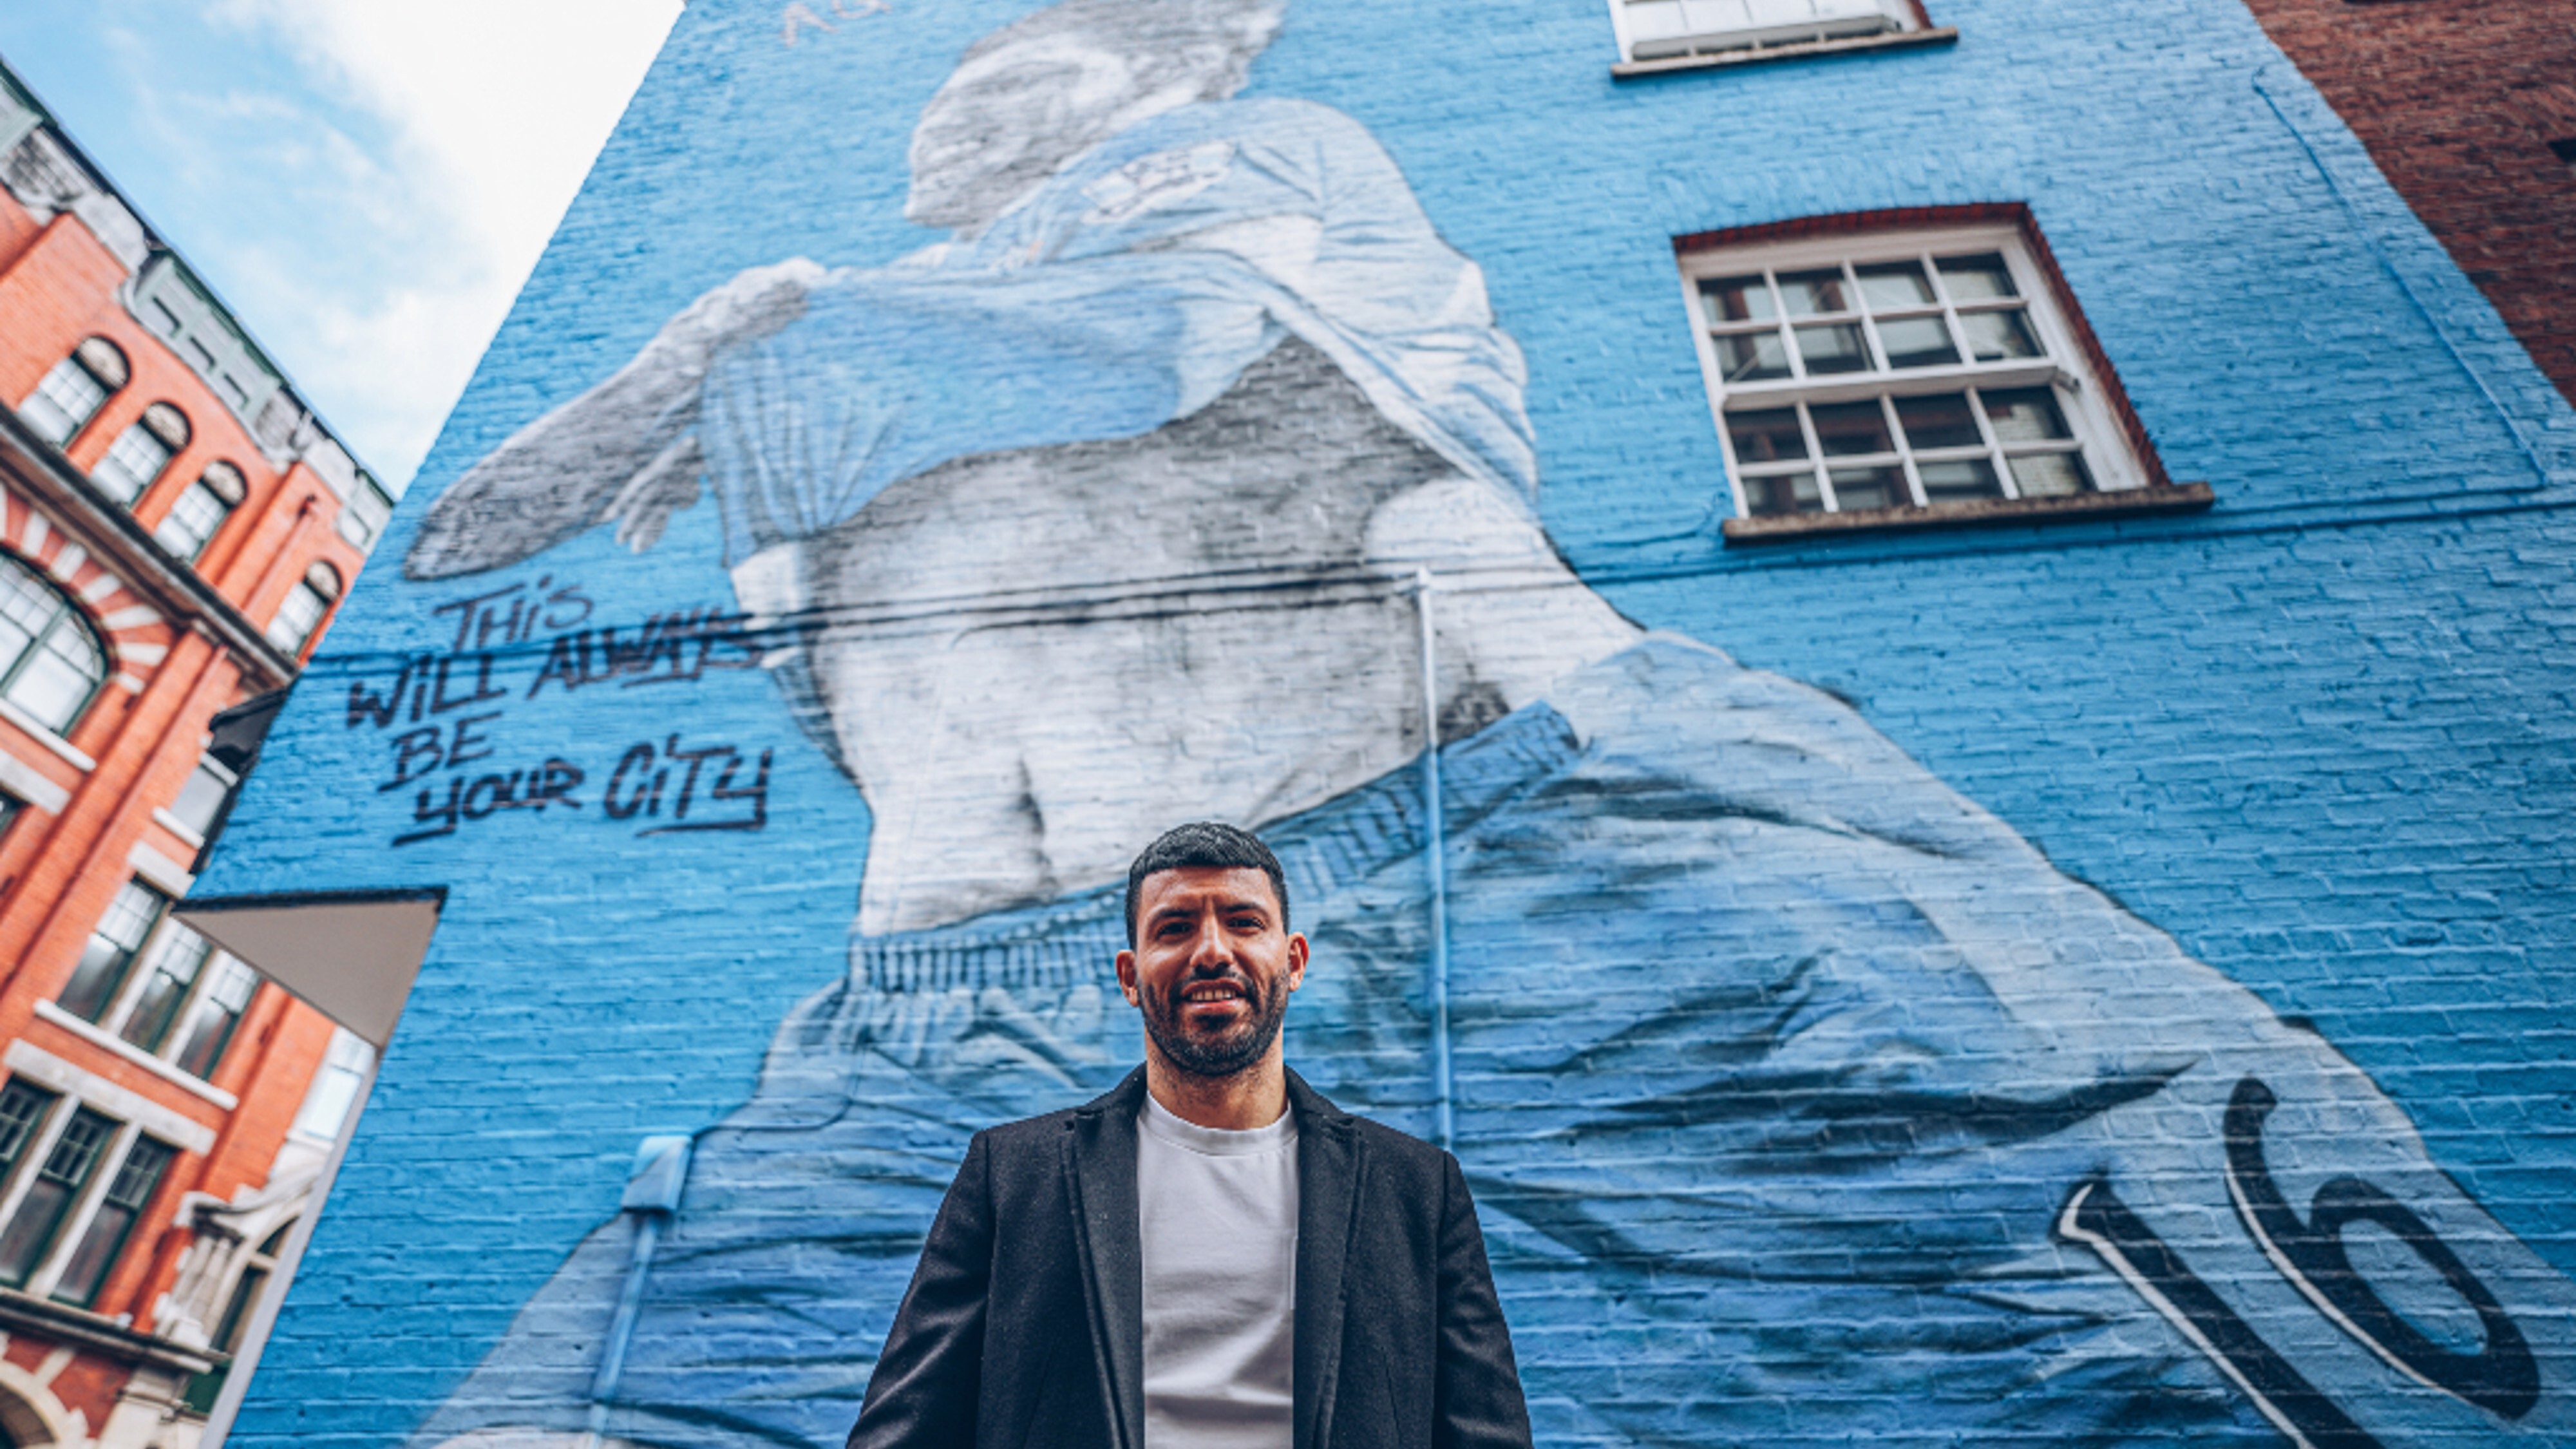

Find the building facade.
[
  {"left": 195, "top": 0, "right": 2576, "bottom": 1446},
  {"left": 0, "top": 59, "right": 384, "bottom": 1449},
  {"left": 2236, "top": 0, "right": 2576, "bottom": 404}
]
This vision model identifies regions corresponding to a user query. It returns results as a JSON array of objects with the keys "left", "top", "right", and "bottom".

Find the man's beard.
[{"left": 1142, "top": 968, "right": 1290, "bottom": 1079}]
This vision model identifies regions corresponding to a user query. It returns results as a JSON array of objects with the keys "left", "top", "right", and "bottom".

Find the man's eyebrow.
[{"left": 1144, "top": 895, "right": 1274, "bottom": 925}]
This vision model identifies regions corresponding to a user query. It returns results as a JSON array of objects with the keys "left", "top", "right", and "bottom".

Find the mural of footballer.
[{"left": 401, "top": 1, "right": 2576, "bottom": 1445}]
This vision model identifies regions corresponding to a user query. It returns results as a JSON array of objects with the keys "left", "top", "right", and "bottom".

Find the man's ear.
[
  {"left": 1285, "top": 934, "right": 1308, "bottom": 993},
  {"left": 1115, "top": 949, "right": 1142, "bottom": 1006}
]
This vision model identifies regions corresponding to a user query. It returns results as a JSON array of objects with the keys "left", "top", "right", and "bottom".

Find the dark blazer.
[{"left": 848, "top": 1066, "right": 1534, "bottom": 1449}]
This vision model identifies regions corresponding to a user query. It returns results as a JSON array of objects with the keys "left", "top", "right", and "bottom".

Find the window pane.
[
  {"left": 1625, "top": 0, "right": 1687, "bottom": 41},
  {"left": 1808, "top": 401, "right": 1893, "bottom": 457},
  {"left": 91, "top": 425, "right": 173, "bottom": 507},
  {"left": 1774, "top": 269, "right": 1852, "bottom": 317},
  {"left": 1936, "top": 252, "right": 2020, "bottom": 300},
  {"left": 1980, "top": 386, "right": 2074, "bottom": 441},
  {"left": 60, "top": 939, "right": 133, "bottom": 1024},
  {"left": 118, "top": 925, "right": 211, "bottom": 1053},
  {"left": 0, "top": 615, "right": 32, "bottom": 685},
  {"left": 154, "top": 482, "right": 233, "bottom": 564},
  {"left": 1828, "top": 466, "right": 1909, "bottom": 512},
  {"left": 52, "top": 1137, "right": 173, "bottom": 1307},
  {"left": 1677, "top": 0, "right": 1757, "bottom": 35},
  {"left": 0, "top": 1109, "right": 115, "bottom": 1285},
  {"left": 1700, "top": 276, "right": 1776, "bottom": 324},
  {"left": 0, "top": 558, "right": 62, "bottom": 638},
  {"left": 1876, "top": 316, "right": 1961, "bottom": 370},
  {"left": 1791, "top": 323, "right": 1870, "bottom": 375},
  {"left": 62, "top": 880, "right": 166, "bottom": 1023},
  {"left": 8, "top": 627, "right": 105, "bottom": 733},
  {"left": 1959, "top": 308, "right": 2041, "bottom": 361},
  {"left": 1725, "top": 408, "right": 1808, "bottom": 463},
  {"left": 21, "top": 359, "right": 108, "bottom": 446},
  {"left": 265, "top": 583, "right": 328, "bottom": 654},
  {"left": 1743, "top": 471, "right": 1823, "bottom": 517},
  {"left": 0, "top": 1082, "right": 56, "bottom": 1168},
  {"left": 1855, "top": 261, "right": 1937, "bottom": 311},
  {"left": 1893, "top": 393, "right": 1984, "bottom": 450},
  {"left": 2007, "top": 451, "right": 2094, "bottom": 498},
  {"left": 292, "top": 1030, "right": 375, "bottom": 1141},
  {"left": 169, "top": 760, "right": 234, "bottom": 838},
  {"left": 1918, "top": 457, "right": 2004, "bottom": 502},
  {"left": 1716, "top": 330, "right": 1791, "bottom": 383},
  {"left": 174, "top": 956, "right": 258, "bottom": 1079},
  {"left": 0, "top": 558, "right": 104, "bottom": 735}
]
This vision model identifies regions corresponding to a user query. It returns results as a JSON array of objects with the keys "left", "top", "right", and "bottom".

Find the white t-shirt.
[{"left": 1137, "top": 1092, "right": 1300, "bottom": 1449}]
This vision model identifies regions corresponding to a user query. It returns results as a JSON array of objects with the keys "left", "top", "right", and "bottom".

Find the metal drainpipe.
[
  {"left": 1413, "top": 568, "right": 1454, "bottom": 1153},
  {"left": 582, "top": 1135, "right": 692, "bottom": 1449}
]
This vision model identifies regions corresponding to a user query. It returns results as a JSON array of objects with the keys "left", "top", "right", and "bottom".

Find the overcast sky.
[{"left": 0, "top": 1, "right": 683, "bottom": 489}]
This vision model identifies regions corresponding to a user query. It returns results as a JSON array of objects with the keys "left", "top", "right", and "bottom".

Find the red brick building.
[
  {"left": 2239, "top": 0, "right": 2576, "bottom": 401},
  {"left": 0, "top": 59, "right": 390, "bottom": 1449}
]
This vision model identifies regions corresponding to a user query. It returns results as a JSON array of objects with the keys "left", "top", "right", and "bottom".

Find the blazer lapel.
[
  {"left": 1289, "top": 1069, "right": 1363, "bottom": 1449},
  {"left": 1066, "top": 1068, "right": 1150, "bottom": 1449}
]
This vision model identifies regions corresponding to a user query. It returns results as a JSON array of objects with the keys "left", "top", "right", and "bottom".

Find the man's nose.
[{"left": 1184, "top": 913, "right": 1238, "bottom": 969}]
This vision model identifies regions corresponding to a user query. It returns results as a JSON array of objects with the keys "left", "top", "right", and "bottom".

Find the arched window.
[
  {"left": 264, "top": 560, "right": 339, "bottom": 656},
  {"left": 152, "top": 459, "right": 245, "bottom": 564},
  {"left": 91, "top": 401, "right": 189, "bottom": 507},
  {"left": 16, "top": 337, "right": 129, "bottom": 448},
  {"left": 0, "top": 553, "right": 108, "bottom": 735}
]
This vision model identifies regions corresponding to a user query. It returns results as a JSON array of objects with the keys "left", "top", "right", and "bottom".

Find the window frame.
[
  {"left": 0, "top": 1080, "right": 62, "bottom": 1203},
  {"left": 0, "top": 1104, "right": 118, "bottom": 1291},
  {"left": 49, "top": 1131, "right": 175, "bottom": 1307},
  {"left": 19, "top": 355, "right": 111, "bottom": 448},
  {"left": 1607, "top": 0, "right": 1921, "bottom": 64},
  {"left": 265, "top": 580, "right": 330, "bottom": 656},
  {"left": 82, "top": 906, "right": 263, "bottom": 1082},
  {"left": 91, "top": 419, "right": 176, "bottom": 506},
  {"left": 59, "top": 877, "right": 170, "bottom": 1025},
  {"left": 1676, "top": 216, "right": 2172, "bottom": 534},
  {"left": 166, "top": 752, "right": 240, "bottom": 841},
  {"left": 114, "top": 922, "right": 214, "bottom": 1056},
  {"left": 153, "top": 470, "right": 241, "bottom": 564},
  {"left": 0, "top": 550, "right": 111, "bottom": 737},
  {"left": 169, "top": 952, "right": 260, "bottom": 1081},
  {"left": 291, "top": 1028, "right": 375, "bottom": 1142}
]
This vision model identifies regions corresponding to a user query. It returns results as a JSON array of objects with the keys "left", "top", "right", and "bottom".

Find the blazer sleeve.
[
  {"left": 849, "top": 1130, "right": 996, "bottom": 1449},
  {"left": 1434, "top": 1152, "right": 1536, "bottom": 1449}
]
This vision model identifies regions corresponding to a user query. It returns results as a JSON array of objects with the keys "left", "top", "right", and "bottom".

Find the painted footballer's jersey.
[
  {"left": 697, "top": 96, "right": 1538, "bottom": 573},
  {"left": 413, "top": 635, "right": 2576, "bottom": 1449}
]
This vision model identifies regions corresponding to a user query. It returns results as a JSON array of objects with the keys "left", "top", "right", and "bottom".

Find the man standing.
[{"left": 848, "top": 822, "right": 1532, "bottom": 1449}]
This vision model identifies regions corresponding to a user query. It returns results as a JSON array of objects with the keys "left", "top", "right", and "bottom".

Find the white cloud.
[{"left": 204, "top": 0, "right": 681, "bottom": 485}]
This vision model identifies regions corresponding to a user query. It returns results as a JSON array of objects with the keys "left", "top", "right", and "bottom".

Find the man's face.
[{"left": 1117, "top": 866, "right": 1307, "bottom": 1079}]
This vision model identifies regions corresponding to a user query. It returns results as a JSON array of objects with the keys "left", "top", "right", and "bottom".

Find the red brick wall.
[
  {"left": 2239, "top": 0, "right": 2576, "bottom": 401},
  {"left": 0, "top": 146, "right": 368, "bottom": 1399}
]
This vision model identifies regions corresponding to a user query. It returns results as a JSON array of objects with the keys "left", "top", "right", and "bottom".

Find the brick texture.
[
  {"left": 197, "top": 0, "right": 2576, "bottom": 1444},
  {"left": 2238, "top": 0, "right": 2576, "bottom": 402}
]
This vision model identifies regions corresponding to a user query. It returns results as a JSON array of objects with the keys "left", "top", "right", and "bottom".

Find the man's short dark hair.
[{"left": 1124, "top": 822, "right": 1289, "bottom": 947}]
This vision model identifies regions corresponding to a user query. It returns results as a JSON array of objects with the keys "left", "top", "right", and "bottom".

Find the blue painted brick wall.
[{"left": 200, "top": 0, "right": 2576, "bottom": 1441}]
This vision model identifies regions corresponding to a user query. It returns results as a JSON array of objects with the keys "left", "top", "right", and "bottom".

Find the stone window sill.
[
  {"left": 1719, "top": 481, "right": 2214, "bottom": 544},
  {"left": 1614, "top": 26, "right": 1958, "bottom": 79},
  {"left": 0, "top": 698, "right": 95, "bottom": 770},
  {"left": 32, "top": 999, "right": 240, "bottom": 1110}
]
